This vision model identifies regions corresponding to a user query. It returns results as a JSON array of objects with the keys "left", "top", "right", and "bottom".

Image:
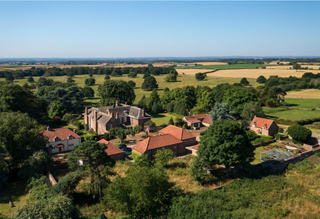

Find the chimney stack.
[
  {"left": 73, "top": 129, "right": 76, "bottom": 133},
  {"left": 111, "top": 113, "right": 115, "bottom": 118},
  {"left": 94, "top": 110, "right": 98, "bottom": 132},
  {"left": 115, "top": 101, "right": 118, "bottom": 107},
  {"left": 142, "top": 108, "right": 145, "bottom": 117},
  {"left": 116, "top": 112, "right": 119, "bottom": 119},
  {"left": 47, "top": 126, "right": 50, "bottom": 131},
  {"left": 84, "top": 107, "right": 88, "bottom": 130}
]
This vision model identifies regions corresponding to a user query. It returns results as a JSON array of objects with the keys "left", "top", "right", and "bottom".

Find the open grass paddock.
[
  {"left": 286, "top": 89, "right": 320, "bottom": 99},
  {"left": 176, "top": 63, "right": 272, "bottom": 70},
  {"left": 1, "top": 74, "right": 258, "bottom": 105},
  {"left": 264, "top": 109, "right": 320, "bottom": 121},
  {"left": 285, "top": 98, "right": 320, "bottom": 109}
]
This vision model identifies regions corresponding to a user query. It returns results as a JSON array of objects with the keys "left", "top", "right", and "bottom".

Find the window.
[
  {"left": 68, "top": 144, "right": 74, "bottom": 147},
  {"left": 54, "top": 137, "right": 60, "bottom": 142},
  {"left": 68, "top": 136, "right": 74, "bottom": 140}
]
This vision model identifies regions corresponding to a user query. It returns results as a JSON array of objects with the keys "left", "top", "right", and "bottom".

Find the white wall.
[{"left": 48, "top": 138, "right": 81, "bottom": 154}]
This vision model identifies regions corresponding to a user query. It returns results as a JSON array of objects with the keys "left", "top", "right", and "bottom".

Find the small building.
[
  {"left": 98, "top": 139, "right": 125, "bottom": 161},
  {"left": 183, "top": 114, "right": 212, "bottom": 129},
  {"left": 250, "top": 116, "right": 278, "bottom": 136},
  {"left": 84, "top": 102, "right": 152, "bottom": 135},
  {"left": 158, "top": 125, "right": 197, "bottom": 146},
  {"left": 133, "top": 134, "right": 185, "bottom": 159},
  {"left": 38, "top": 127, "right": 81, "bottom": 153}
]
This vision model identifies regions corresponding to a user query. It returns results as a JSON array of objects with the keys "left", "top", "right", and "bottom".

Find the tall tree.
[
  {"left": 240, "top": 102, "right": 265, "bottom": 124},
  {"left": 48, "top": 100, "right": 66, "bottom": 119},
  {"left": 209, "top": 103, "right": 236, "bottom": 121},
  {"left": 98, "top": 80, "right": 135, "bottom": 106},
  {"left": 82, "top": 86, "right": 95, "bottom": 98},
  {"left": 141, "top": 76, "right": 158, "bottom": 91},
  {"left": 147, "top": 89, "right": 160, "bottom": 109},
  {"left": 256, "top": 75, "right": 266, "bottom": 84},
  {"left": 67, "top": 141, "right": 115, "bottom": 198},
  {"left": 198, "top": 120, "right": 254, "bottom": 176}
]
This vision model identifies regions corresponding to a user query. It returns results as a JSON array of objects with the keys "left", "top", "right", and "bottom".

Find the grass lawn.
[
  {"left": 0, "top": 179, "right": 29, "bottom": 216},
  {"left": 1, "top": 74, "right": 257, "bottom": 105},
  {"left": 176, "top": 64, "right": 273, "bottom": 70},
  {"left": 150, "top": 112, "right": 182, "bottom": 125},
  {"left": 265, "top": 109, "right": 320, "bottom": 121},
  {"left": 285, "top": 98, "right": 320, "bottom": 109},
  {"left": 251, "top": 146, "right": 264, "bottom": 165}
]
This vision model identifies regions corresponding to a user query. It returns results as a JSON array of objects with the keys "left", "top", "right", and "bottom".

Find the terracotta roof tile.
[
  {"left": 133, "top": 134, "right": 183, "bottom": 154},
  {"left": 192, "top": 144, "right": 200, "bottom": 150},
  {"left": 159, "top": 125, "right": 196, "bottom": 141},
  {"left": 184, "top": 116, "right": 201, "bottom": 124},
  {"left": 38, "top": 128, "right": 80, "bottom": 142},
  {"left": 192, "top": 114, "right": 212, "bottom": 124},
  {"left": 250, "top": 116, "right": 274, "bottom": 129},
  {"left": 98, "top": 139, "right": 124, "bottom": 156}
]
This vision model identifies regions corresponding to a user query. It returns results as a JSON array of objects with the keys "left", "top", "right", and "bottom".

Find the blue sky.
[{"left": 0, "top": 1, "right": 320, "bottom": 58}]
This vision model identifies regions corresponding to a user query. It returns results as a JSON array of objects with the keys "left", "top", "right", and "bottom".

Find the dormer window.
[
  {"left": 54, "top": 137, "right": 60, "bottom": 142},
  {"left": 68, "top": 135, "right": 74, "bottom": 140}
]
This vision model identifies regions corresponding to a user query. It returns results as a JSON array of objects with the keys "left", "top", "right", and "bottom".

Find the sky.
[{"left": 0, "top": 1, "right": 320, "bottom": 58}]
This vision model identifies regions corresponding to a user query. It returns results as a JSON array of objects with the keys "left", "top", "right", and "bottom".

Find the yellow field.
[
  {"left": 195, "top": 62, "right": 228, "bottom": 65},
  {"left": 286, "top": 89, "right": 320, "bottom": 99},
  {"left": 206, "top": 68, "right": 318, "bottom": 79},
  {"left": 176, "top": 69, "right": 214, "bottom": 75}
]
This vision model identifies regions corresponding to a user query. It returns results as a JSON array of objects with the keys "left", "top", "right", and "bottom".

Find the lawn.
[
  {"left": 0, "top": 179, "right": 29, "bottom": 216},
  {"left": 2, "top": 74, "right": 257, "bottom": 105},
  {"left": 265, "top": 109, "right": 320, "bottom": 121},
  {"left": 285, "top": 98, "right": 320, "bottom": 109},
  {"left": 251, "top": 146, "right": 264, "bottom": 165},
  {"left": 176, "top": 64, "right": 273, "bottom": 70},
  {"left": 150, "top": 112, "right": 182, "bottom": 125}
]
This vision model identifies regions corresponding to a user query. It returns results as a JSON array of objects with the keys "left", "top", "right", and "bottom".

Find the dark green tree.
[
  {"left": 240, "top": 102, "right": 265, "bottom": 124},
  {"left": 154, "top": 148, "right": 174, "bottom": 167},
  {"left": 287, "top": 125, "right": 312, "bottom": 143},
  {"left": 48, "top": 100, "right": 66, "bottom": 119},
  {"left": 85, "top": 77, "right": 95, "bottom": 86},
  {"left": 98, "top": 80, "right": 135, "bottom": 106},
  {"left": 82, "top": 86, "right": 94, "bottom": 98},
  {"left": 137, "top": 95, "right": 147, "bottom": 109},
  {"left": 128, "top": 72, "right": 137, "bottom": 78},
  {"left": 147, "top": 89, "right": 161, "bottom": 109},
  {"left": 293, "top": 63, "right": 301, "bottom": 71},
  {"left": 198, "top": 120, "right": 254, "bottom": 176},
  {"left": 67, "top": 141, "right": 115, "bottom": 198},
  {"left": 256, "top": 75, "right": 266, "bottom": 84},
  {"left": 165, "top": 73, "right": 177, "bottom": 82},
  {"left": 127, "top": 80, "right": 136, "bottom": 88},
  {"left": 168, "top": 117, "right": 174, "bottom": 125},
  {"left": 141, "top": 76, "right": 158, "bottom": 91},
  {"left": 27, "top": 75, "right": 35, "bottom": 83},
  {"left": 195, "top": 73, "right": 207, "bottom": 81},
  {"left": 209, "top": 103, "right": 236, "bottom": 121},
  {"left": 5, "top": 72, "right": 14, "bottom": 81},
  {"left": 105, "top": 75, "right": 110, "bottom": 80},
  {"left": 240, "top": 77, "right": 249, "bottom": 86}
]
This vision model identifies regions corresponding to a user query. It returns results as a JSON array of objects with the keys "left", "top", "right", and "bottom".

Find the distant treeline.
[{"left": 0, "top": 66, "right": 176, "bottom": 79}]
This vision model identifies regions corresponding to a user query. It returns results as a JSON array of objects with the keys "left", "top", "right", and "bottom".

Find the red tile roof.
[
  {"left": 38, "top": 128, "right": 80, "bottom": 142},
  {"left": 192, "top": 114, "right": 212, "bottom": 124},
  {"left": 192, "top": 144, "right": 200, "bottom": 150},
  {"left": 184, "top": 116, "right": 201, "bottom": 124},
  {"left": 98, "top": 139, "right": 124, "bottom": 156},
  {"left": 133, "top": 134, "right": 183, "bottom": 154},
  {"left": 159, "top": 125, "right": 196, "bottom": 141},
  {"left": 251, "top": 116, "right": 274, "bottom": 129}
]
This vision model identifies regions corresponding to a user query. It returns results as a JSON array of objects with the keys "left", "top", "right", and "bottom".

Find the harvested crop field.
[
  {"left": 176, "top": 69, "right": 214, "bottom": 75},
  {"left": 206, "top": 69, "right": 317, "bottom": 79},
  {"left": 286, "top": 89, "right": 320, "bottom": 99},
  {"left": 195, "top": 62, "right": 227, "bottom": 65}
]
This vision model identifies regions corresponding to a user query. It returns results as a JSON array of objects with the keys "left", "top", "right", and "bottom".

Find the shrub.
[
  {"left": 253, "top": 138, "right": 266, "bottom": 146},
  {"left": 128, "top": 72, "right": 137, "bottom": 78},
  {"left": 315, "top": 152, "right": 320, "bottom": 157},
  {"left": 287, "top": 125, "right": 312, "bottom": 143},
  {"left": 195, "top": 73, "right": 207, "bottom": 81},
  {"left": 133, "top": 125, "right": 143, "bottom": 134},
  {"left": 84, "top": 77, "right": 95, "bottom": 86},
  {"left": 246, "top": 130, "right": 258, "bottom": 141},
  {"left": 127, "top": 80, "right": 136, "bottom": 88},
  {"left": 105, "top": 75, "right": 110, "bottom": 80},
  {"left": 275, "top": 134, "right": 281, "bottom": 140},
  {"left": 278, "top": 127, "right": 284, "bottom": 133}
]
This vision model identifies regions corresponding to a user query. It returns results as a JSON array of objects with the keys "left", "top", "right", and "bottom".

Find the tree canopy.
[
  {"left": 141, "top": 76, "right": 158, "bottom": 91},
  {"left": 209, "top": 103, "right": 236, "bottom": 121},
  {"left": 287, "top": 125, "right": 312, "bottom": 143}
]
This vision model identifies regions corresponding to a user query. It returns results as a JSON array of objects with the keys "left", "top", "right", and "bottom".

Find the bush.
[
  {"left": 62, "top": 113, "right": 74, "bottom": 123},
  {"left": 133, "top": 125, "right": 143, "bottom": 134},
  {"left": 128, "top": 72, "right": 137, "bottom": 78},
  {"left": 127, "top": 80, "right": 136, "bottom": 88},
  {"left": 315, "top": 152, "right": 320, "bottom": 157},
  {"left": 287, "top": 125, "right": 312, "bottom": 143},
  {"left": 85, "top": 77, "right": 95, "bottom": 86},
  {"left": 105, "top": 75, "right": 110, "bottom": 80},
  {"left": 165, "top": 73, "right": 177, "bottom": 82},
  {"left": 253, "top": 138, "right": 266, "bottom": 146},
  {"left": 278, "top": 127, "right": 284, "bottom": 133},
  {"left": 275, "top": 133, "right": 281, "bottom": 140},
  {"left": 195, "top": 73, "right": 207, "bottom": 81},
  {"left": 246, "top": 130, "right": 258, "bottom": 141}
]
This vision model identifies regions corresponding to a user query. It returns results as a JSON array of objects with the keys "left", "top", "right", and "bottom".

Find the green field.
[
  {"left": 0, "top": 65, "right": 25, "bottom": 69},
  {"left": 264, "top": 109, "right": 320, "bottom": 121},
  {"left": 176, "top": 64, "right": 272, "bottom": 70},
  {"left": 1, "top": 74, "right": 258, "bottom": 105},
  {"left": 150, "top": 112, "right": 182, "bottom": 125},
  {"left": 285, "top": 98, "right": 320, "bottom": 109}
]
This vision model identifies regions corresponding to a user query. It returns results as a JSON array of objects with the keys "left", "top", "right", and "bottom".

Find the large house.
[
  {"left": 183, "top": 114, "right": 212, "bottom": 129},
  {"left": 250, "top": 116, "right": 279, "bottom": 136},
  {"left": 98, "top": 139, "right": 125, "bottom": 161},
  {"left": 159, "top": 125, "right": 197, "bottom": 146},
  {"left": 133, "top": 134, "right": 185, "bottom": 159},
  {"left": 84, "top": 102, "right": 152, "bottom": 135},
  {"left": 38, "top": 127, "right": 81, "bottom": 153}
]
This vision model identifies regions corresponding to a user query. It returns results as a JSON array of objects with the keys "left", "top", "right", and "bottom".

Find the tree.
[
  {"left": 116, "top": 128, "right": 126, "bottom": 144},
  {"left": 137, "top": 95, "right": 147, "bottom": 109},
  {"left": 287, "top": 125, "right": 312, "bottom": 143},
  {"left": 190, "top": 156, "right": 207, "bottom": 184},
  {"left": 240, "top": 77, "right": 249, "bottom": 86},
  {"left": 168, "top": 117, "right": 174, "bottom": 125},
  {"left": 67, "top": 77, "right": 75, "bottom": 83},
  {"left": 198, "top": 120, "right": 254, "bottom": 177},
  {"left": 18, "top": 150, "right": 52, "bottom": 179},
  {"left": 133, "top": 125, "right": 143, "bottom": 134},
  {"left": 36, "top": 77, "right": 54, "bottom": 88},
  {"left": 165, "top": 73, "right": 177, "bottom": 82},
  {"left": 127, "top": 80, "right": 136, "bottom": 88},
  {"left": 67, "top": 141, "right": 115, "bottom": 198},
  {"left": 209, "top": 103, "right": 236, "bottom": 121},
  {"left": 104, "top": 165, "right": 174, "bottom": 218},
  {"left": 27, "top": 75, "right": 35, "bottom": 83},
  {"left": 99, "top": 213, "right": 108, "bottom": 219},
  {"left": 141, "top": 76, "right": 158, "bottom": 91},
  {"left": 0, "top": 112, "right": 47, "bottom": 172},
  {"left": 152, "top": 101, "right": 162, "bottom": 113},
  {"left": 98, "top": 80, "right": 135, "bottom": 106},
  {"left": 240, "top": 102, "right": 265, "bottom": 124},
  {"left": 5, "top": 72, "right": 14, "bottom": 81},
  {"left": 85, "top": 77, "right": 95, "bottom": 86},
  {"left": 147, "top": 89, "right": 161, "bottom": 109},
  {"left": 256, "top": 75, "right": 266, "bottom": 84},
  {"left": 195, "top": 73, "right": 207, "bottom": 81},
  {"left": 105, "top": 75, "right": 110, "bottom": 80},
  {"left": 154, "top": 148, "right": 174, "bottom": 167},
  {"left": 128, "top": 72, "right": 137, "bottom": 78},
  {"left": 293, "top": 63, "right": 301, "bottom": 72},
  {"left": 48, "top": 100, "right": 66, "bottom": 119},
  {"left": 82, "top": 86, "right": 94, "bottom": 98}
]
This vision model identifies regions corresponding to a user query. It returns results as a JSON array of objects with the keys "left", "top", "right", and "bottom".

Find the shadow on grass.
[{"left": 150, "top": 113, "right": 165, "bottom": 118}]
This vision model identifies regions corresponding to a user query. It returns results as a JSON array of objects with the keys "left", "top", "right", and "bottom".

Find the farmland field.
[
  {"left": 176, "top": 63, "right": 272, "bottom": 70},
  {"left": 264, "top": 109, "right": 320, "bottom": 121},
  {"left": 286, "top": 89, "right": 320, "bottom": 99},
  {"left": 285, "top": 98, "right": 320, "bottom": 109},
  {"left": 206, "top": 68, "right": 315, "bottom": 79}
]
